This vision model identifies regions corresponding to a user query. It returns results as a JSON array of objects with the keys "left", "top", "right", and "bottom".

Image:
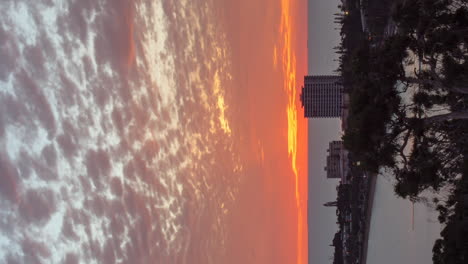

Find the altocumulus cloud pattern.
[{"left": 0, "top": 0, "right": 242, "bottom": 263}]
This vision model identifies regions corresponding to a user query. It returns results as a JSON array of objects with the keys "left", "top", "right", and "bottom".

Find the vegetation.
[{"left": 335, "top": 0, "right": 468, "bottom": 262}]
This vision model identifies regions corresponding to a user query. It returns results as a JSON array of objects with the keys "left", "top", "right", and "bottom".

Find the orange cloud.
[{"left": 277, "top": 0, "right": 308, "bottom": 263}]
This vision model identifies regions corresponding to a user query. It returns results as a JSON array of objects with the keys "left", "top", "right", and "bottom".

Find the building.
[
  {"left": 300, "top": 75, "right": 343, "bottom": 118},
  {"left": 325, "top": 141, "right": 349, "bottom": 182},
  {"left": 325, "top": 141, "right": 343, "bottom": 178},
  {"left": 341, "top": 93, "right": 350, "bottom": 131}
]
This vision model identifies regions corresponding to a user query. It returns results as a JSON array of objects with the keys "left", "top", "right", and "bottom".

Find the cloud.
[
  {"left": 130, "top": 153, "right": 152, "bottom": 183},
  {"left": 17, "top": 151, "right": 33, "bottom": 180},
  {"left": 65, "top": 0, "right": 95, "bottom": 43},
  {"left": 81, "top": 55, "right": 95, "bottom": 80},
  {"left": 63, "top": 253, "right": 79, "bottom": 264},
  {"left": 93, "top": 0, "right": 136, "bottom": 72},
  {"left": 85, "top": 239, "right": 102, "bottom": 262},
  {"left": 0, "top": 0, "right": 247, "bottom": 263},
  {"left": 92, "top": 83, "right": 110, "bottom": 108},
  {"left": 130, "top": 101, "right": 151, "bottom": 129},
  {"left": 123, "top": 185, "right": 139, "bottom": 215},
  {"left": 85, "top": 149, "right": 111, "bottom": 189},
  {"left": 57, "top": 133, "right": 77, "bottom": 159},
  {"left": 59, "top": 73, "right": 80, "bottom": 106},
  {"left": 78, "top": 175, "right": 92, "bottom": 194},
  {"left": 102, "top": 241, "right": 116, "bottom": 264},
  {"left": 111, "top": 108, "right": 124, "bottom": 134},
  {"left": 41, "top": 144, "right": 57, "bottom": 167},
  {"left": 15, "top": 70, "right": 56, "bottom": 137},
  {"left": 0, "top": 111, "right": 4, "bottom": 138},
  {"left": 0, "top": 25, "right": 20, "bottom": 81},
  {"left": 0, "top": 153, "right": 19, "bottom": 203},
  {"left": 16, "top": 150, "right": 57, "bottom": 181},
  {"left": 109, "top": 177, "right": 123, "bottom": 197},
  {"left": 109, "top": 213, "right": 125, "bottom": 237},
  {"left": 0, "top": 93, "right": 30, "bottom": 126},
  {"left": 140, "top": 140, "right": 160, "bottom": 163},
  {"left": 21, "top": 237, "right": 51, "bottom": 263},
  {"left": 84, "top": 195, "right": 108, "bottom": 218},
  {"left": 23, "top": 44, "right": 46, "bottom": 77},
  {"left": 19, "top": 188, "right": 56, "bottom": 223},
  {"left": 61, "top": 213, "right": 78, "bottom": 240},
  {"left": 3, "top": 254, "right": 20, "bottom": 264}
]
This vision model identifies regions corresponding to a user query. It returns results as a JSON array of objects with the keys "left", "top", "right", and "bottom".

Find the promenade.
[{"left": 359, "top": 173, "right": 377, "bottom": 264}]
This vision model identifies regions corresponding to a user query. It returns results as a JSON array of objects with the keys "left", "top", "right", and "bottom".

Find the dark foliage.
[{"left": 335, "top": 0, "right": 468, "bottom": 262}]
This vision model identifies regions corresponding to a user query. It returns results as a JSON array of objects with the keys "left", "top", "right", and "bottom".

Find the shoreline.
[{"left": 360, "top": 173, "right": 378, "bottom": 264}]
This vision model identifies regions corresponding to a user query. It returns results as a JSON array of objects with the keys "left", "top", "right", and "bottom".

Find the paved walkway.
[{"left": 360, "top": 173, "right": 377, "bottom": 264}]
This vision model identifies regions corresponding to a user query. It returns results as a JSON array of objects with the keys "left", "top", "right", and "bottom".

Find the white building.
[{"left": 325, "top": 141, "right": 349, "bottom": 182}]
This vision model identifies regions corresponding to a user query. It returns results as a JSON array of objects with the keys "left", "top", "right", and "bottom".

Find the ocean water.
[
  {"left": 366, "top": 175, "right": 442, "bottom": 264},
  {"left": 0, "top": 0, "right": 243, "bottom": 263}
]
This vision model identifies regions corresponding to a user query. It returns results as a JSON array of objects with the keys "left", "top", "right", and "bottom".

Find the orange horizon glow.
[
  {"left": 211, "top": 0, "right": 309, "bottom": 262},
  {"left": 277, "top": 0, "right": 308, "bottom": 263}
]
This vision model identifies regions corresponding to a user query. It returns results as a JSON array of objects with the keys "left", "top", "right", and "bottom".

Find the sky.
[
  {"left": 0, "top": 0, "right": 309, "bottom": 263},
  {"left": 307, "top": 0, "right": 342, "bottom": 263},
  {"left": 218, "top": 1, "right": 309, "bottom": 262}
]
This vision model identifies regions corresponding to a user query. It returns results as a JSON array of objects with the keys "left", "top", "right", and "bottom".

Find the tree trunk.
[
  {"left": 450, "top": 86, "right": 468, "bottom": 95},
  {"left": 403, "top": 77, "right": 468, "bottom": 95},
  {"left": 424, "top": 111, "right": 468, "bottom": 124}
]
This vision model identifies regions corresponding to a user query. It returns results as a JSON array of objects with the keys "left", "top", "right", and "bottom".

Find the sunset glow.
[
  {"left": 278, "top": 0, "right": 308, "bottom": 263},
  {"left": 0, "top": 0, "right": 308, "bottom": 263}
]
